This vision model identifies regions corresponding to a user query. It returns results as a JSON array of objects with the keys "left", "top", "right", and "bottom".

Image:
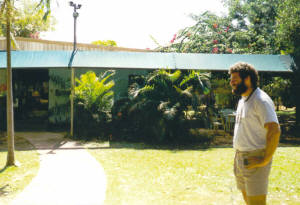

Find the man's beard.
[{"left": 232, "top": 80, "right": 248, "bottom": 96}]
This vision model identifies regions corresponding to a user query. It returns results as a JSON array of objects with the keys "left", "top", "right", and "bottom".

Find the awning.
[{"left": 0, "top": 50, "right": 295, "bottom": 72}]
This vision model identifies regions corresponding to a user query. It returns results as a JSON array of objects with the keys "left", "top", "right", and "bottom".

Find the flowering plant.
[{"left": 0, "top": 84, "right": 7, "bottom": 97}]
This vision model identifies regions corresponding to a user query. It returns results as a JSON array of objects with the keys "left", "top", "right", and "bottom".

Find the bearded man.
[{"left": 229, "top": 62, "right": 281, "bottom": 205}]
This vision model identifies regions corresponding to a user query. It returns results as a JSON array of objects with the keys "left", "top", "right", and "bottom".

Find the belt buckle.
[{"left": 243, "top": 158, "right": 249, "bottom": 166}]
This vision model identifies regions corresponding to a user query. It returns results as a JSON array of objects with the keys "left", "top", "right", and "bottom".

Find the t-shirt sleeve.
[{"left": 256, "top": 98, "right": 279, "bottom": 125}]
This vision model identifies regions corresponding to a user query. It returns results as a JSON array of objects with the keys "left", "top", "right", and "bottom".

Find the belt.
[{"left": 235, "top": 149, "right": 265, "bottom": 157}]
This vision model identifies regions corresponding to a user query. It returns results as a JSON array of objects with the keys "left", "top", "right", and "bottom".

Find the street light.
[
  {"left": 69, "top": 1, "right": 81, "bottom": 137},
  {"left": 69, "top": 1, "right": 82, "bottom": 50}
]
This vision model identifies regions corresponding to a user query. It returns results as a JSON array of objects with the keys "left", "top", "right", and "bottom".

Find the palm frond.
[
  {"left": 168, "top": 70, "right": 181, "bottom": 82},
  {"left": 128, "top": 83, "right": 142, "bottom": 99},
  {"left": 75, "top": 71, "right": 115, "bottom": 113},
  {"left": 0, "top": 1, "right": 6, "bottom": 18},
  {"left": 174, "top": 85, "right": 193, "bottom": 97},
  {"left": 138, "top": 85, "right": 154, "bottom": 95},
  {"left": 36, "top": 0, "right": 51, "bottom": 20}
]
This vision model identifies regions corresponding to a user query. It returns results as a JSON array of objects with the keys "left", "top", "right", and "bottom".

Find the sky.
[{"left": 41, "top": 0, "right": 227, "bottom": 49}]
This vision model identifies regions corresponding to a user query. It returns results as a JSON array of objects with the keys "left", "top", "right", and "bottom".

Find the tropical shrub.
[
  {"left": 211, "top": 78, "right": 232, "bottom": 108},
  {"left": 262, "top": 76, "right": 294, "bottom": 110},
  {"left": 112, "top": 69, "right": 216, "bottom": 145},
  {"left": 74, "top": 70, "right": 115, "bottom": 139}
]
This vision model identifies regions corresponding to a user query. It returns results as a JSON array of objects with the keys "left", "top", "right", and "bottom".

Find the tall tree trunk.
[
  {"left": 294, "top": 60, "right": 300, "bottom": 128},
  {"left": 6, "top": 0, "right": 16, "bottom": 167}
]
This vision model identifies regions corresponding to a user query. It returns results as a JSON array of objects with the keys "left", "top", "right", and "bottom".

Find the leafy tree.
[
  {"left": 91, "top": 40, "right": 117, "bottom": 47},
  {"left": 275, "top": 0, "right": 300, "bottom": 125},
  {"left": 159, "top": 0, "right": 281, "bottom": 55},
  {"left": 262, "top": 77, "right": 293, "bottom": 110},
  {"left": 159, "top": 12, "right": 235, "bottom": 54},
  {"left": 276, "top": 0, "right": 300, "bottom": 55},
  {"left": 225, "top": 0, "right": 280, "bottom": 54},
  {"left": 0, "top": 0, "right": 55, "bottom": 38}
]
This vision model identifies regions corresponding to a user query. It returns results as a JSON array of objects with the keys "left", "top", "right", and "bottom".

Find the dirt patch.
[
  {"left": 0, "top": 135, "right": 35, "bottom": 151},
  {"left": 0, "top": 132, "right": 67, "bottom": 153}
]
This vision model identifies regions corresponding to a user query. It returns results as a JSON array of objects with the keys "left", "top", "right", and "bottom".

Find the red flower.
[
  {"left": 226, "top": 48, "right": 233, "bottom": 53},
  {"left": 213, "top": 40, "right": 218, "bottom": 44},
  {"left": 170, "top": 34, "right": 177, "bottom": 43},
  {"left": 146, "top": 48, "right": 150, "bottom": 50},
  {"left": 212, "top": 47, "right": 219, "bottom": 53},
  {"left": 30, "top": 32, "right": 40, "bottom": 39},
  {"left": 213, "top": 23, "right": 218, "bottom": 29},
  {"left": 225, "top": 26, "right": 230, "bottom": 32},
  {"left": 0, "top": 84, "right": 7, "bottom": 92}
]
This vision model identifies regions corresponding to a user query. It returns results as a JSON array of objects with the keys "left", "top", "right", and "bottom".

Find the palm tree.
[
  {"left": 0, "top": 0, "right": 51, "bottom": 167},
  {"left": 0, "top": 0, "right": 16, "bottom": 166}
]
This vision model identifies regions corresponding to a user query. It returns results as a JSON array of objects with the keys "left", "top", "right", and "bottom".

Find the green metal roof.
[{"left": 0, "top": 50, "right": 294, "bottom": 72}]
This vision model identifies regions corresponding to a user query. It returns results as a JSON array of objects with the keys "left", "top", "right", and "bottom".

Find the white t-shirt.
[{"left": 233, "top": 88, "right": 279, "bottom": 151}]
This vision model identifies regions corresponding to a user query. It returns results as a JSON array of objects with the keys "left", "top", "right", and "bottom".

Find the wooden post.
[{"left": 70, "top": 67, "right": 75, "bottom": 137}]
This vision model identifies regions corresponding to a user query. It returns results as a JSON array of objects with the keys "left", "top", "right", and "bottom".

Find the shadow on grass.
[
  {"left": 1, "top": 131, "right": 229, "bottom": 151},
  {"left": 0, "top": 184, "right": 8, "bottom": 196},
  {"left": 106, "top": 140, "right": 214, "bottom": 151},
  {"left": 0, "top": 129, "right": 299, "bottom": 153},
  {"left": 0, "top": 166, "right": 7, "bottom": 174}
]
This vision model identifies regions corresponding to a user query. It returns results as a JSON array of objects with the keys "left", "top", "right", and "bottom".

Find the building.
[
  {"left": 0, "top": 37, "right": 151, "bottom": 130},
  {"left": 0, "top": 37, "right": 294, "bottom": 131}
]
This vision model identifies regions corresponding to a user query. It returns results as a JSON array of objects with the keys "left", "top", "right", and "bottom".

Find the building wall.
[
  {"left": 0, "top": 70, "right": 6, "bottom": 130},
  {"left": 0, "top": 37, "right": 153, "bottom": 126},
  {"left": 48, "top": 68, "right": 150, "bottom": 124},
  {"left": 0, "top": 37, "right": 151, "bottom": 52},
  {"left": 0, "top": 70, "right": 5, "bottom": 85},
  {"left": 48, "top": 69, "right": 70, "bottom": 125}
]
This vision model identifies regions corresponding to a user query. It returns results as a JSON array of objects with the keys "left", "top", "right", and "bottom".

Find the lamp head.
[{"left": 69, "top": 1, "right": 74, "bottom": 6}]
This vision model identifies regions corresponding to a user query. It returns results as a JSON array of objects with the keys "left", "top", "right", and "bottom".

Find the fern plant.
[
  {"left": 112, "top": 69, "right": 213, "bottom": 144},
  {"left": 75, "top": 70, "right": 115, "bottom": 114},
  {"left": 74, "top": 70, "right": 115, "bottom": 139}
]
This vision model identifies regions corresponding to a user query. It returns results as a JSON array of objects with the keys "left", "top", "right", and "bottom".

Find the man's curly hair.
[{"left": 229, "top": 62, "right": 259, "bottom": 89}]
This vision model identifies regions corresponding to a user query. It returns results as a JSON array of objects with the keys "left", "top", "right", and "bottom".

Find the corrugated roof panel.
[
  {"left": 174, "top": 53, "right": 293, "bottom": 72},
  {"left": 0, "top": 50, "right": 294, "bottom": 72},
  {"left": 0, "top": 51, "right": 72, "bottom": 68},
  {"left": 73, "top": 51, "right": 175, "bottom": 69}
]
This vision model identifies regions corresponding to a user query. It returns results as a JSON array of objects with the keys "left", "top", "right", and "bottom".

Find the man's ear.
[{"left": 244, "top": 76, "right": 252, "bottom": 87}]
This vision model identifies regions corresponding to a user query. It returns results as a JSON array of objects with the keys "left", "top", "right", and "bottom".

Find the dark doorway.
[{"left": 13, "top": 69, "right": 49, "bottom": 130}]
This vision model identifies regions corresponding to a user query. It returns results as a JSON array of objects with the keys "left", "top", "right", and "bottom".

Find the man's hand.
[
  {"left": 246, "top": 122, "right": 280, "bottom": 170},
  {"left": 245, "top": 157, "right": 267, "bottom": 169}
]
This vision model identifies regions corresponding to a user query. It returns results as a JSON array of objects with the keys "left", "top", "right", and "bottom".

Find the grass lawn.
[
  {"left": 0, "top": 136, "right": 40, "bottom": 204},
  {"left": 88, "top": 142, "right": 300, "bottom": 205},
  {"left": 276, "top": 109, "right": 296, "bottom": 117}
]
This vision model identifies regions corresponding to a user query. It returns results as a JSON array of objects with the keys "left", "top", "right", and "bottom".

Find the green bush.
[
  {"left": 74, "top": 70, "right": 115, "bottom": 140},
  {"left": 112, "top": 69, "right": 215, "bottom": 145}
]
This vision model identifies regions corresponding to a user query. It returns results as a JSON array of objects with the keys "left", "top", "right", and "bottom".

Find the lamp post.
[
  {"left": 69, "top": 1, "right": 81, "bottom": 137},
  {"left": 69, "top": 1, "right": 81, "bottom": 50}
]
